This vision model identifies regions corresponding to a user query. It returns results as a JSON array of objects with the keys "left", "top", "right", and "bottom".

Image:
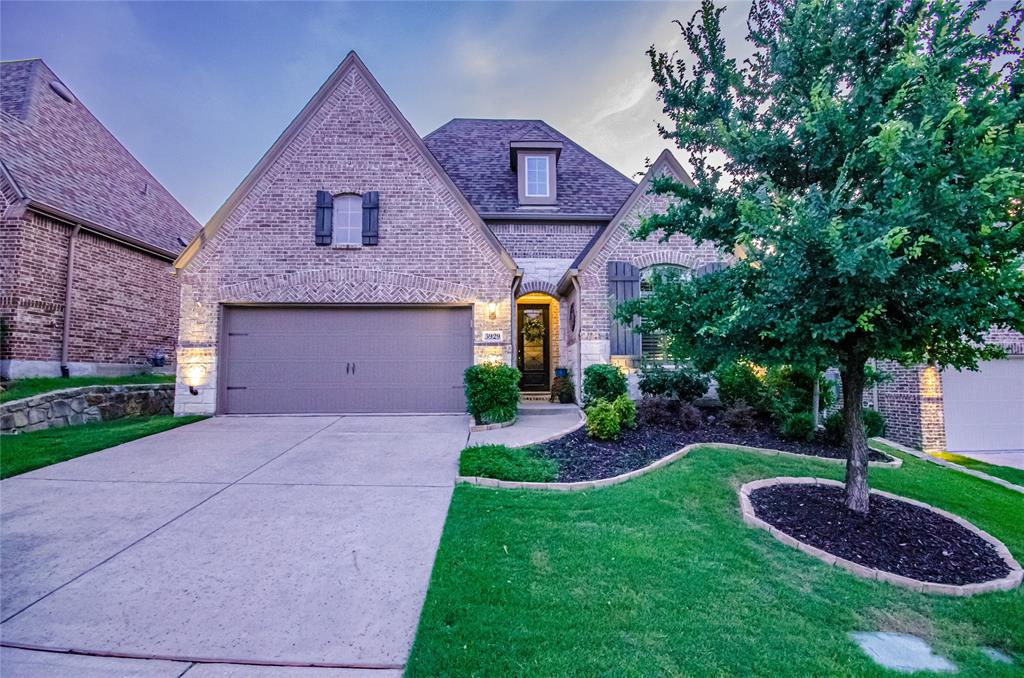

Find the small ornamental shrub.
[
  {"left": 714, "top": 362, "right": 766, "bottom": 410},
  {"left": 585, "top": 400, "right": 621, "bottom": 440},
  {"left": 863, "top": 408, "right": 886, "bottom": 438},
  {"left": 638, "top": 363, "right": 709, "bottom": 402},
  {"left": 459, "top": 444, "right": 558, "bottom": 483},
  {"left": 823, "top": 408, "right": 887, "bottom": 443},
  {"left": 779, "top": 411, "right": 816, "bottom": 442},
  {"left": 720, "top": 403, "right": 758, "bottom": 430},
  {"left": 763, "top": 365, "right": 836, "bottom": 422},
  {"left": 464, "top": 363, "right": 521, "bottom": 425},
  {"left": 677, "top": 402, "right": 703, "bottom": 431},
  {"left": 582, "top": 364, "right": 627, "bottom": 406},
  {"left": 612, "top": 395, "right": 637, "bottom": 429},
  {"left": 637, "top": 397, "right": 680, "bottom": 427}
]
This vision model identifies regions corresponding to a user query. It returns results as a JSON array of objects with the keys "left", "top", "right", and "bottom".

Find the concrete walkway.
[
  {"left": 468, "top": 404, "right": 582, "bottom": 448},
  {"left": 1, "top": 415, "right": 467, "bottom": 677}
]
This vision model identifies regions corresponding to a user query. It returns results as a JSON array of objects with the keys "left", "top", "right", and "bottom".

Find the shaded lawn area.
[
  {"left": 930, "top": 451, "right": 1024, "bottom": 488},
  {"left": 0, "top": 374, "right": 175, "bottom": 404},
  {"left": 1, "top": 415, "right": 205, "bottom": 479},
  {"left": 409, "top": 447, "right": 1023, "bottom": 677}
]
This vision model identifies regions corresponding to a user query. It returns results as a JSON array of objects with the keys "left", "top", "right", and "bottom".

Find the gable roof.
[
  {"left": 0, "top": 59, "right": 200, "bottom": 258},
  {"left": 423, "top": 118, "right": 636, "bottom": 219},
  {"left": 175, "top": 52, "right": 516, "bottom": 273},
  {"left": 556, "top": 149, "right": 695, "bottom": 294}
]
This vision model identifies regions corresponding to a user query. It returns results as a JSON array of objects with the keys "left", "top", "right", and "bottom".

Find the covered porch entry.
[{"left": 515, "top": 291, "right": 561, "bottom": 398}]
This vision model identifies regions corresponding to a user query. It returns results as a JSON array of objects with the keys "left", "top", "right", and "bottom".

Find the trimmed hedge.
[
  {"left": 582, "top": 364, "right": 627, "bottom": 406},
  {"left": 464, "top": 363, "right": 521, "bottom": 425}
]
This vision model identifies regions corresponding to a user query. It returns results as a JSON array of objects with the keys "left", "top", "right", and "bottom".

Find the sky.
[{"left": 0, "top": 1, "right": 755, "bottom": 224}]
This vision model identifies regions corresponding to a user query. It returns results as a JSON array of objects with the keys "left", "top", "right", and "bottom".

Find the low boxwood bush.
[
  {"left": 612, "top": 394, "right": 637, "bottom": 429},
  {"left": 779, "top": 411, "right": 816, "bottom": 442},
  {"left": 638, "top": 363, "right": 709, "bottom": 402},
  {"left": 585, "top": 400, "right": 621, "bottom": 440},
  {"left": 464, "top": 363, "right": 521, "bottom": 424},
  {"left": 863, "top": 407, "right": 886, "bottom": 438},
  {"left": 582, "top": 364, "right": 627, "bottom": 406},
  {"left": 459, "top": 444, "right": 558, "bottom": 482}
]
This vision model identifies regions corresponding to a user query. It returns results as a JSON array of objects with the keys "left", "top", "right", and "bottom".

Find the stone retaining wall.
[{"left": 0, "top": 384, "right": 174, "bottom": 434}]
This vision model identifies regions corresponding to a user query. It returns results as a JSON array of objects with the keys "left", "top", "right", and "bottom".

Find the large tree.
[{"left": 625, "top": 0, "right": 1024, "bottom": 512}]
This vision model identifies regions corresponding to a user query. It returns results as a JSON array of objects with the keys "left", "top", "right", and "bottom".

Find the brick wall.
[
  {"left": 578, "top": 181, "right": 721, "bottom": 372},
  {"left": 174, "top": 64, "right": 514, "bottom": 414},
  {"left": 489, "top": 222, "right": 602, "bottom": 259},
  {"left": 0, "top": 210, "right": 179, "bottom": 377}
]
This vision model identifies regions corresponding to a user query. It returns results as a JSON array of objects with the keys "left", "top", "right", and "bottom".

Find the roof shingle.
[
  {"left": 423, "top": 118, "right": 636, "bottom": 218},
  {"left": 1, "top": 59, "right": 200, "bottom": 255}
]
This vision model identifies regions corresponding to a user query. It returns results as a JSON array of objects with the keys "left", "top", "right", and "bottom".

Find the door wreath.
[{"left": 521, "top": 315, "right": 546, "bottom": 342}]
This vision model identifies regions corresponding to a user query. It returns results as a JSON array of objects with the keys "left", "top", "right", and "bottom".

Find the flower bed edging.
[
  {"left": 738, "top": 476, "right": 1024, "bottom": 596},
  {"left": 456, "top": 441, "right": 900, "bottom": 491},
  {"left": 469, "top": 416, "right": 517, "bottom": 433}
]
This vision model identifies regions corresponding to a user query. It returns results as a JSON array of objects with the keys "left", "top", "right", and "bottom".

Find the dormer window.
[
  {"left": 524, "top": 156, "right": 550, "bottom": 197},
  {"left": 510, "top": 140, "right": 562, "bottom": 206}
]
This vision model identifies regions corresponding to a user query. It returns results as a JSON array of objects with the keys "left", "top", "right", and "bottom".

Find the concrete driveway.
[{"left": 1, "top": 415, "right": 468, "bottom": 676}]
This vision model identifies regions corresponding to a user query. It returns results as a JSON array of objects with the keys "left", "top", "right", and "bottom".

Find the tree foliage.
[{"left": 623, "top": 0, "right": 1024, "bottom": 512}]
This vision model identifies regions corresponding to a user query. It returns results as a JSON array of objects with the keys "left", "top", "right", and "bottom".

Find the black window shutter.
[
  {"left": 362, "top": 191, "right": 379, "bottom": 245},
  {"left": 607, "top": 261, "right": 641, "bottom": 356},
  {"left": 314, "top": 191, "right": 333, "bottom": 246}
]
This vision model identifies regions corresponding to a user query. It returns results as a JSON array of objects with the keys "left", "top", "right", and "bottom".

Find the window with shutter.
[
  {"left": 607, "top": 261, "right": 641, "bottom": 356},
  {"left": 332, "top": 194, "right": 362, "bottom": 246},
  {"left": 640, "top": 265, "right": 690, "bottom": 362},
  {"left": 361, "top": 191, "right": 379, "bottom": 245},
  {"left": 314, "top": 190, "right": 333, "bottom": 246}
]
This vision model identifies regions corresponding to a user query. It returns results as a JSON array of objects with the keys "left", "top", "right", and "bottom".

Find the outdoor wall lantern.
[
  {"left": 184, "top": 364, "right": 207, "bottom": 396},
  {"left": 487, "top": 301, "right": 497, "bottom": 320}
]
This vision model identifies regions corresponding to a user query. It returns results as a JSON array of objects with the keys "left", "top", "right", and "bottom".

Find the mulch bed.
[
  {"left": 750, "top": 484, "right": 1011, "bottom": 585},
  {"left": 534, "top": 417, "right": 890, "bottom": 483}
]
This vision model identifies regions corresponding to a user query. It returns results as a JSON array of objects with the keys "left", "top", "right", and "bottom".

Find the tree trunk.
[
  {"left": 840, "top": 355, "right": 870, "bottom": 514},
  {"left": 811, "top": 373, "right": 821, "bottom": 428}
]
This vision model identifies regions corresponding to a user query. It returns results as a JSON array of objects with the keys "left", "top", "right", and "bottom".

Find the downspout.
[
  {"left": 571, "top": 273, "right": 583, "bottom": 404},
  {"left": 60, "top": 226, "right": 81, "bottom": 378}
]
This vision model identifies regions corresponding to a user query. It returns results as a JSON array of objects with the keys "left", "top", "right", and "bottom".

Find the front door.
[{"left": 517, "top": 304, "right": 550, "bottom": 391}]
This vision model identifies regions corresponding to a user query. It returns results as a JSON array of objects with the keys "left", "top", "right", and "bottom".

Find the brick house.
[
  {"left": 1, "top": 59, "right": 200, "bottom": 379},
  {"left": 171, "top": 51, "right": 1022, "bottom": 458},
  {"left": 172, "top": 52, "right": 723, "bottom": 416}
]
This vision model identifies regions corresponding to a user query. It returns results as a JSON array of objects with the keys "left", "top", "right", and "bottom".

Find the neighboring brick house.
[
  {"left": 172, "top": 52, "right": 723, "bottom": 415},
  {"left": 1, "top": 58, "right": 200, "bottom": 379}
]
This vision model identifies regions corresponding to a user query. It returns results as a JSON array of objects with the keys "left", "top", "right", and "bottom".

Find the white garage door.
[{"left": 942, "top": 359, "right": 1024, "bottom": 452}]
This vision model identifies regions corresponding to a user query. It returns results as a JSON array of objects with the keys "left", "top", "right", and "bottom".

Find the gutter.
[
  {"left": 480, "top": 212, "right": 613, "bottom": 223},
  {"left": 556, "top": 268, "right": 578, "bottom": 297},
  {"left": 60, "top": 226, "right": 81, "bottom": 377},
  {"left": 26, "top": 200, "right": 179, "bottom": 261}
]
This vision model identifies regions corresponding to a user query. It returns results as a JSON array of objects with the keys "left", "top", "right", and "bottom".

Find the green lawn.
[
  {"left": 409, "top": 447, "right": 1023, "bottom": 677},
  {"left": 0, "top": 374, "right": 175, "bottom": 404},
  {"left": 1, "top": 415, "right": 205, "bottom": 479},
  {"left": 929, "top": 451, "right": 1024, "bottom": 488},
  {"left": 459, "top": 444, "right": 558, "bottom": 482}
]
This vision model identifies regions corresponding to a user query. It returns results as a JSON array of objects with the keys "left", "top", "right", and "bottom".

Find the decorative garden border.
[
  {"left": 738, "top": 476, "right": 1023, "bottom": 596},
  {"left": 457, "top": 440, "right": 900, "bottom": 491}
]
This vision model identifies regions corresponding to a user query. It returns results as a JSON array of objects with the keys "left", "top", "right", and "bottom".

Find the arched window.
[
  {"left": 332, "top": 194, "right": 362, "bottom": 246},
  {"left": 640, "top": 264, "right": 690, "bottom": 362}
]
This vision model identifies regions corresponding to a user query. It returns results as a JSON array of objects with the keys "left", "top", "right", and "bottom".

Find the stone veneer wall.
[{"left": 0, "top": 383, "right": 174, "bottom": 434}]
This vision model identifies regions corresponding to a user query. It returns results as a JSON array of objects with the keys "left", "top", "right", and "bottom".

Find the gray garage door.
[
  {"left": 221, "top": 306, "right": 473, "bottom": 414},
  {"left": 942, "top": 359, "right": 1024, "bottom": 452}
]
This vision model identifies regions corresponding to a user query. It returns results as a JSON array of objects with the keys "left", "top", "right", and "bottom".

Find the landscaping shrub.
[
  {"left": 585, "top": 400, "right": 621, "bottom": 440},
  {"left": 637, "top": 397, "right": 679, "bottom": 427},
  {"left": 720, "top": 403, "right": 758, "bottom": 430},
  {"left": 582, "top": 364, "right": 627, "bottom": 406},
  {"left": 714, "top": 362, "right": 766, "bottom": 409},
  {"left": 458, "top": 444, "right": 558, "bottom": 483},
  {"left": 612, "top": 395, "right": 637, "bottom": 429},
  {"left": 863, "top": 408, "right": 886, "bottom": 438},
  {"left": 464, "top": 363, "right": 521, "bottom": 424},
  {"left": 677, "top": 402, "right": 703, "bottom": 431},
  {"left": 823, "top": 408, "right": 887, "bottom": 444},
  {"left": 638, "top": 363, "right": 709, "bottom": 402},
  {"left": 763, "top": 365, "right": 836, "bottom": 423},
  {"left": 779, "top": 411, "right": 816, "bottom": 442}
]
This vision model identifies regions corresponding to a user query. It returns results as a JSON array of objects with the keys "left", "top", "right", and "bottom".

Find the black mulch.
[
  {"left": 534, "top": 418, "right": 891, "bottom": 483},
  {"left": 750, "top": 484, "right": 1010, "bottom": 585}
]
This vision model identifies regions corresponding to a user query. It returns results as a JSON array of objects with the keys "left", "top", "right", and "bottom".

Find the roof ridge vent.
[{"left": 49, "top": 80, "right": 75, "bottom": 103}]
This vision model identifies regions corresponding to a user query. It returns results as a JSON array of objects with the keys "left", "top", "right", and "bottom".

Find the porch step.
[{"left": 520, "top": 392, "right": 551, "bottom": 403}]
